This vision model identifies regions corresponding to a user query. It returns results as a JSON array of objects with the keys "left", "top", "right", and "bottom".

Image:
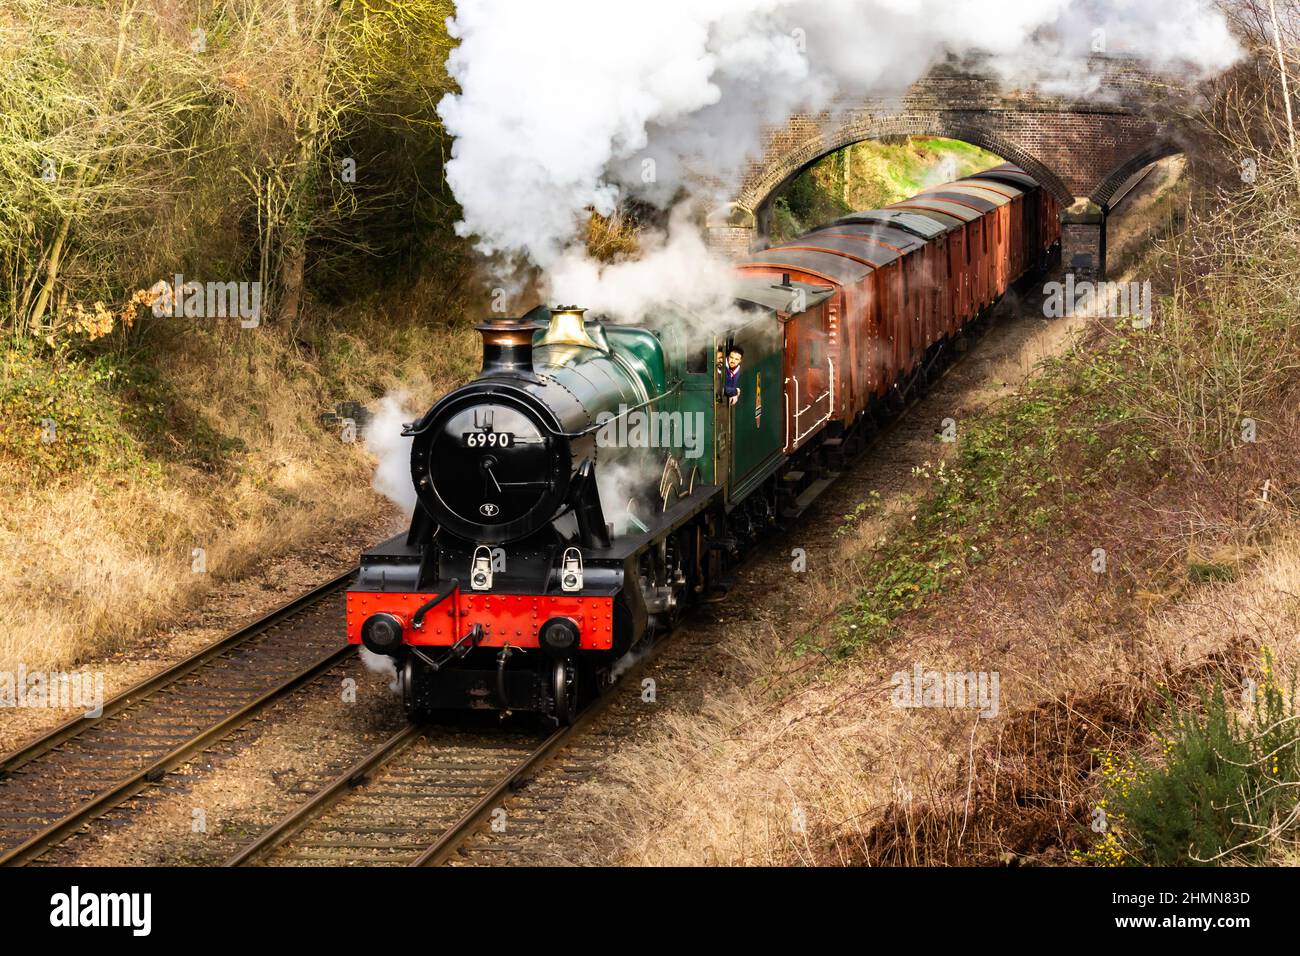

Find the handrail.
[{"left": 790, "top": 356, "right": 835, "bottom": 447}]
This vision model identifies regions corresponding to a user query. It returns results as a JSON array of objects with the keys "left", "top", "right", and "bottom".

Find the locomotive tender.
[{"left": 348, "top": 163, "right": 1060, "bottom": 723}]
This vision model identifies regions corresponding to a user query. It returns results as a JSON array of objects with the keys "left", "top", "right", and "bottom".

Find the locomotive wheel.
[
  {"left": 551, "top": 659, "right": 579, "bottom": 726},
  {"left": 662, "top": 531, "right": 687, "bottom": 628},
  {"left": 401, "top": 656, "right": 432, "bottom": 722}
]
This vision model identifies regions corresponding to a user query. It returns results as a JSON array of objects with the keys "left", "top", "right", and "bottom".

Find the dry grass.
[
  {"left": 0, "top": 313, "right": 479, "bottom": 672},
  {"left": 589, "top": 459, "right": 1298, "bottom": 868}
]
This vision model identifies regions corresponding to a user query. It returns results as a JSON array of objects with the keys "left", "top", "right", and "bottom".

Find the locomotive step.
[
  {"left": 781, "top": 475, "right": 838, "bottom": 519},
  {"left": 708, "top": 569, "right": 738, "bottom": 597}
]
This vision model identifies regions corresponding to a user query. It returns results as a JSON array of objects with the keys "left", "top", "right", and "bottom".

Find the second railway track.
[{"left": 0, "top": 571, "right": 355, "bottom": 866}]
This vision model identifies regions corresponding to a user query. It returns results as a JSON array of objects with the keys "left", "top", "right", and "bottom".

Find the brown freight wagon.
[{"left": 736, "top": 163, "right": 1060, "bottom": 452}]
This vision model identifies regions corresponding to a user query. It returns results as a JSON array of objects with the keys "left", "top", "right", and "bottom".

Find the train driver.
[{"left": 723, "top": 346, "right": 744, "bottom": 407}]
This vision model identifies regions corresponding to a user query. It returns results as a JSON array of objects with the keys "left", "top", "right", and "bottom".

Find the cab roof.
[{"left": 733, "top": 274, "right": 835, "bottom": 313}]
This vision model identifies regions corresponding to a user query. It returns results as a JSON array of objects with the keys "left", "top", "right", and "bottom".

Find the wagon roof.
[
  {"left": 961, "top": 178, "right": 1019, "bottom": 200},
  {"left": 888, "top": 196, "right": 982, "bottom": 222},
  {"left": 970, "top": 163, "right": 1040, "bottom": 191},
  {"left": 815, "top": 220, "right": 921, "bottom": 251},
  {"left": 891, "top": 207, "right": 966, "bottom": 231},
  {"left": 741, "top": 246, "right": 872, "bottom": 285},
  {"left": 945, "top": 180, "right": 1022, "bottom": 202},
  {"left": 917, "top": 187, "right": 1000, "bottom": 211},
  {"left": 830, "top": 209, "right": 951, "bottom": 239},
  {"left": 732, "top": 275, "right": 835, "bottom": 313},
  {"left": 790, "top": 232, "right": 904, "bottom": 267}
]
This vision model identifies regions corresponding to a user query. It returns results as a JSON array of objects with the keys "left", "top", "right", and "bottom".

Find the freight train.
[{"left": 347, "top": 163, "right": 1060, "bottom": 722}]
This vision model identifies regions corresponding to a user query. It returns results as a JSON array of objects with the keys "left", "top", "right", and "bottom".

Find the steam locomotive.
[{"left": 347, "top": 163, "right": 1060, "bottom": 723}]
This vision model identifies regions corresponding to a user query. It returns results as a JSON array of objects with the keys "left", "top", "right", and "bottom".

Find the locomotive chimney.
[{"left": 475, "top": 313, "right": 538, "bottom": 375}]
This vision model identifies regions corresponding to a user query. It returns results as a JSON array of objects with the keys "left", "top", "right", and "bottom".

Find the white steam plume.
[
  {"left": 547, "top": 204, "right": 738, "bottom": 322},
  {"left": 919, "top": 154, "right": 960, "bottom": 190},
  {"left": 438, "top": 0, "right": 1241, "bottom": 307},
  {"left": 364, "top": 392, "right": 418, "bottom": 516},
  {"left": 359, "top": 646, "right": 400, "bottom": 693}
]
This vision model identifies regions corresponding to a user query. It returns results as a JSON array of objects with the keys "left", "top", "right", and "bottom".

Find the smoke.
[
  {"left": 359, "top": 647, "right": 400, "bottom": 693},
  {"left": 438, "top": 0, "right": 1241, "bottom": 311},
  {"left": 364, "top": 392, "right": 418, "bottom": 516},
  {"left": 608, "top": 641, "right": 653, "bottom": 683},
  {"left": 595, "top": 455, "right": 664, "bottom": 535},
  {"left": 983, "top": 1, "right": 1245, "bottom": 98},
  {"left": 548, "top": 204, "right": 738, "bottom": 323},
  {"left": 919, "top": 154, "right": 960, "bottom": 190}
]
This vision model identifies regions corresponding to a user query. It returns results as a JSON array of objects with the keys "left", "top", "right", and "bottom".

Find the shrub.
[{"left": 1088, "top": 652, "right": 1300, "bottom": 865}]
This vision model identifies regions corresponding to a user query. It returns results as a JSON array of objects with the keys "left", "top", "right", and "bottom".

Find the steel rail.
[
  {"left": 0, "top": 569, "right": 355, "bottom": 778},
  {"left": 224, "top": 723, "right": 425, "bottom": 866},
  {"left": 408, "top": 721, "right": 576, "bottom": 867},
  {"left": 0, "top": 641, "right": 356, "bottom": 866},
  {"left": 0, "top": 570, "right": 358, "bottom": 866}
]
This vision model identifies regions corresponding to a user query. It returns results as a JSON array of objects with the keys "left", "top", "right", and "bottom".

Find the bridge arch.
[
  {"left": 742, "top": 118, "right": 1075, "bottom": 241},
  {"left": 1089, "top": 140, "right": 1185, "bottom": 208},
  {"left": 705, "top": 59, "right": 1186, "bottom": 275}
]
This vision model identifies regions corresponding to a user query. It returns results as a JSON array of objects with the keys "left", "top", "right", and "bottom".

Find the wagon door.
[{"left": 783, "top": 301, "right": 833, "bottom": 454}]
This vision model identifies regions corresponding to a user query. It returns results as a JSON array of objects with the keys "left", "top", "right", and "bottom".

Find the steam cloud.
[
  {"left": 438, "top": 0, "right": 1241, "bottom": 312},
  {"left": 365, "top": 392, "right": 418, "bottom": 516},
  {"left": 359, "top": 646, "right": 400, "bottom": 692}
]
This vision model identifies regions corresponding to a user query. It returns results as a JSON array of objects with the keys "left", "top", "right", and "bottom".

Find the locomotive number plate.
[{"left": 463, "top": 431, "right": 515, "bottom": 448}]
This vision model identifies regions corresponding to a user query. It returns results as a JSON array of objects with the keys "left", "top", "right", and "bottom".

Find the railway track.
[
  {"left": 0, "top": 571, "right": 356, "bottom": 866},
  {"left": 442, "top": 633, "right": 724, "bottom": 865},
  {"left": 0, "top": 552, "right": 745, "bottom": 869},
  {"left": 224, "top": 631, "right": 694, "bottom": 867}
]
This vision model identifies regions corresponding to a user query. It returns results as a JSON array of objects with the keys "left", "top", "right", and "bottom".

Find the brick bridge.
[{"left": 705, "top": 56, "right": 1188, "bottom": 276}]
